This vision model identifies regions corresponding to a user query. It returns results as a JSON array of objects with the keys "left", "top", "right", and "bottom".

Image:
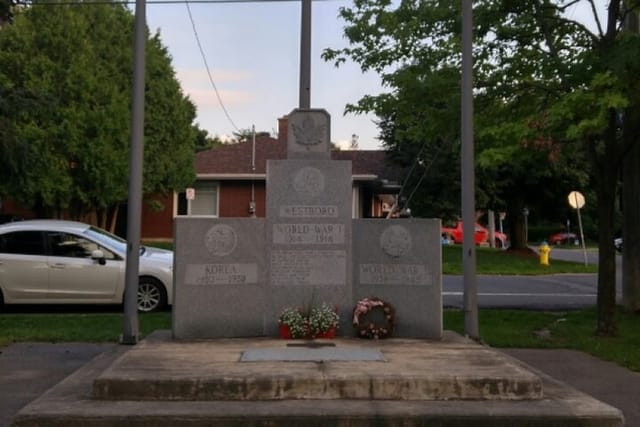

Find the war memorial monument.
[{"left": 11, "top": 108, "right": 624, "bottom": 426}]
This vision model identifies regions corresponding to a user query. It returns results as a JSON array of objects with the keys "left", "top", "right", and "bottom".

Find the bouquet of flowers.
[{"left": 279, "top": 302, "right": 339, "bottom": 339}]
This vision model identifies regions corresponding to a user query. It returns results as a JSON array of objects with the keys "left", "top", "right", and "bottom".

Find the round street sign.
[{"left": 568, "top": 191, "right": 585, "bottom": 209}]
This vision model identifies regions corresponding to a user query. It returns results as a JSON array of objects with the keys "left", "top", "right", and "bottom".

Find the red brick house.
[{"left": 140, "top": 116, "right": 403, "bottom": 241}]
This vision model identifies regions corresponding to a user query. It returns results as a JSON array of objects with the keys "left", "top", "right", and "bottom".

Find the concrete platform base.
[
  {"left": 11, "top": 331, "right": 624, "bottom": 427},
  {"left": 93, "top": 331, "right": 542, "bottom": 401}
]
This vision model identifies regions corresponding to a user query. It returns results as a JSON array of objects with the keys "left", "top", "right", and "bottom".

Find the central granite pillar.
[
  {"left": 264, "top": 109, "right": 353, "bottom": 334},
  {"left": 265, "top": 159, "right": 353, "bottom": 334}
]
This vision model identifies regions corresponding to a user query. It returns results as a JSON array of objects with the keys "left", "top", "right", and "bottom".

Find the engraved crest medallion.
[
  {"left": 380, "top": 225, "right": 412, "bottom": 258},
  {"left": 293, "top": 167, "right": 325, "bottom": 197},
  {"left": 205, "top": 224, "right": 237, "bottom": 256},
  {"left": 291, "top": 115, "right": 326, "bottom": 148}
]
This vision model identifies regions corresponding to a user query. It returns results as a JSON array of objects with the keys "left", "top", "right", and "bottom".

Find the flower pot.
[
  {"left": 313, "top": 326, "right": 336, "bottom": 339},
  {"left": 279, "top": 324, "right": 293, "bottom": 339}
]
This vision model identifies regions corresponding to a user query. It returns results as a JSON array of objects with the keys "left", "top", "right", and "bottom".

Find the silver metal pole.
[
  {"left": 299, "top": 0, "right": 311, "bottom": 108},
  {"left": 250, "top": 125, "right": 256, "bottom": 217},
  {"left": 576, "top": 206, "right": 588, "bottom": 266},
  {"left": 121, "top": 0, "right": 147, "bottom": 345},
  {"left": 461, "top": 0, "right": 479, "bottom": 340}
]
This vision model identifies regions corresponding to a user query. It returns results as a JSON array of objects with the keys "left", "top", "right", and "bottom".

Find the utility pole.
[
  {"left": 461, "top": 0, "right": 479, "bottom": 340},
  {"left": 121, "top": 0, "right": 147, "bottom": 345},
  {"left": 299, "top": 0, "right": 311, "bottom": 108}
]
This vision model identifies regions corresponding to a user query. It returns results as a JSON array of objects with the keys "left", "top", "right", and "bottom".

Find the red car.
[
  {"left": 442, "top": 221, "right": 509, "bottom": 248},
  {"left": 548, "top": 232, "right": 578, "bottom": 245}
]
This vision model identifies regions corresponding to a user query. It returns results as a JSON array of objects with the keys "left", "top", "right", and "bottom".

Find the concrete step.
[{"left": 92, "top": 331, "right": 542, "bottom": 401}]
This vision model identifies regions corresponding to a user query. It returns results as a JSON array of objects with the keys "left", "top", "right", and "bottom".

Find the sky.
[
  {"left": 143, "top": 0, "right": 608, "bottom": 152},
  {"left": 145, "top": 0, "right": 385, "bottom": 150}
]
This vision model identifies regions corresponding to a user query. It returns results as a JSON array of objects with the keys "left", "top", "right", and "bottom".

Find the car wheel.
[
  {"left": 494, "top": 238, "right": 503, "bottom": 249},
  {"left": 138, "top": 277, "right": 167, "bottom": 312}
]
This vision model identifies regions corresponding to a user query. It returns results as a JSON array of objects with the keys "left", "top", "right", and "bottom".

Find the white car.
[{"left": 0, "top": 220, "right": 173, "bottom": 312}]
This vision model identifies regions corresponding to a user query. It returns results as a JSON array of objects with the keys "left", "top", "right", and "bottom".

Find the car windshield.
[{"left": 83, "top": 226, "right": 127, "bottom": 254}]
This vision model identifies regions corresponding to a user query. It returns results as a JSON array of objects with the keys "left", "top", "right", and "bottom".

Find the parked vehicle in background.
[
  {"left": 614, "top": 237, "right": 623, "bottom": 253},
  {"left": 0, "top": 214, "right": 22, "bottom": 224},
  {"left": 0, "top": 220, "right": 173, "bottom": 312},
  {"left": 548, "top": 231, "right": 578, "bottom": 245},
  {"left": 441, "top": 221, "right": 509, "bottom": 248}
]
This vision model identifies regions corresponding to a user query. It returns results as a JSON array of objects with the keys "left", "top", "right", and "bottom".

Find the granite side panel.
[
  {"left": 173, "top": 217, "right": 266, "bottom": 338},
  {"left": 352, "top": 219, "right": 443, "bottom": 339}
]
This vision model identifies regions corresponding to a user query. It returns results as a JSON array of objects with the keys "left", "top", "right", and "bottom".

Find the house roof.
[
  {"left": 195, "top": 135, "right": 403, "bottom": 184},
  {"left": 196, "top": 135, "right": 286, "bottom": 176}
]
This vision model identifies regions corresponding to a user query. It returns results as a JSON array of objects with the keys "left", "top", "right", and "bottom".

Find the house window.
[{"left": 177, "top": 182, "right": 219, "bottom": 216}]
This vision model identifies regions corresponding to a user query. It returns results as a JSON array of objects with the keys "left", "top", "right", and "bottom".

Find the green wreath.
[{"left": 352, "top": 297, "right": 395, "bottom": 339}]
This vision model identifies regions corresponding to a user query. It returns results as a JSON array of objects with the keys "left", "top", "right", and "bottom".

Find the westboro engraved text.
[{"left": 279, "top": 205, "right": 338, "bottom": 218}]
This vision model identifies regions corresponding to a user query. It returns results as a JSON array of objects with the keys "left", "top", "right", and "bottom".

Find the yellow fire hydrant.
[{"left": 539, "top": 241, "right": 551, "bottom": 266}]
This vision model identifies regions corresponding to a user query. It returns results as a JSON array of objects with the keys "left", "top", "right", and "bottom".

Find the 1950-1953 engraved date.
[{"left": 184, "top": 263, "right": 258, "bottom": 286}]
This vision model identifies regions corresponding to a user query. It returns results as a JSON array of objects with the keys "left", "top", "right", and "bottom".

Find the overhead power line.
[{"left": 184, "top": 0, "right": 240, "bottom": 132}]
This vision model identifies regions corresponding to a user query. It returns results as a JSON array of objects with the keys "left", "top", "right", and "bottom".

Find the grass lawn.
[
  {"left": 442, "top": 245, "right": 598, "bottom": 275},
  {"left": 1, "top": 307, "right": 638, "bottom": 372}
]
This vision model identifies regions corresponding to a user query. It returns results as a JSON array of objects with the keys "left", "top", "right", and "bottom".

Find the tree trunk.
[
  {"left": 506, "top": 195, "right": 527, "bottom": 250},
  {"left": 109, "top": 204, "right": 119, "bottom": 235},
  {"left": 622, "top": 107, "right": 640, "bottom": 312},
  {"left": 593, "top": 118, "right": 619, "bottom": 336}
]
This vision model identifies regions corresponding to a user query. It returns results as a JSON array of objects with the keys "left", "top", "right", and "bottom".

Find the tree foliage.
[
  {"left": 0, "top": 1, "right": 197, "bottom": 226},
  {"left": 324, "top": 0, "right": 640, "bottom": 334},
  {"left": 193, "top": 125, "right": 224, "bottom": 153}
]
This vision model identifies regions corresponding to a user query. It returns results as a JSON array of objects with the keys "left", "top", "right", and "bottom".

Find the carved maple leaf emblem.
[{"left": 291, "top": 116, "right": 325, "bottom": 148}]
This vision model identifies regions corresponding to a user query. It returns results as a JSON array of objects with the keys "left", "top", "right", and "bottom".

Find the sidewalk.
[
  {"left": 1, "top": 342, "right": 638, "bottom": 427},
  {"left": 0, "top": 342, "right": 114, "bottom": 427}
]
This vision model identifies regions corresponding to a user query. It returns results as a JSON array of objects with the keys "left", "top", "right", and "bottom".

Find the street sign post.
[{"left": 568, "top": 191, "right": 588, "bottom": 266}]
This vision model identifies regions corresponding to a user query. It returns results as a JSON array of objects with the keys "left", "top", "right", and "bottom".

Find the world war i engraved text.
[{"left": 273, "top": 223, "right": 345, "bottom": 245}]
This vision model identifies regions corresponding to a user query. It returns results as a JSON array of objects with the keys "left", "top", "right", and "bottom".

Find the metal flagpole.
[
  {"left": 299, "top": 0, "right": 311, "bottom": 108},
  {"left": 461, "top": 0, "right": 479, "bottom": 340},
  {"left": 122, "top": 0, "right": 147, "bottom": 345}
]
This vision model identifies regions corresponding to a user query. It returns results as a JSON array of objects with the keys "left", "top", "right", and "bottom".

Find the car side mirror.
[{"left": 91, "top": 249, "right": 106, "bottom": 265}]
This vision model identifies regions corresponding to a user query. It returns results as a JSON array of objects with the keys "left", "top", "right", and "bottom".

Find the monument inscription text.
[
  {"left": 184, "top": 263, "right": 258, "bottom": 286},
  {"left": 271, "top": 250, "right": 346, "bottom": 286},
  {"left": 359, "top": 263, "right": 430, "bottom": 286},
  {"left": 279, "top": 205, "right": 338, "bottom": 218},
  {"left": 273, "top": 223, "right": 345, "bottom": 245}
]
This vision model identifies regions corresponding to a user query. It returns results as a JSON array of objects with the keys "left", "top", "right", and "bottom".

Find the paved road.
[
  {"left": 0, "top": 342, "right": 114, "bottom": 427},
  {"left": 443, "top": 248, "right": 623, "bottom": 310}
]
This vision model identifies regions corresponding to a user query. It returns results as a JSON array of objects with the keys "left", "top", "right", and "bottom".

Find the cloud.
[
  {"left": 334, "top": 139, "right": 354, "bottom": 151},
  {"left": 186, "top": 89, "right": 255, "bottom": 108},
  {"left": 176, "top": 67, "right": 255, "bottom": 107},
  {"left": 176, "top": 68, "right": 253, "bottom": 86}
]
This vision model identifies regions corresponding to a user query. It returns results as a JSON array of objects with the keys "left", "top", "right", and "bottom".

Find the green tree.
[
  {"left": 232, "top": 128, "right": 270, "bottom": 143},
  {"left": 324, "top": 0, "right": 640, "bottom": 334},
  {"left": 193, "top": 126, "right": 223, "bottom": 153},
  {"left": 0, "top": 2, "right": 197, "bottom": 228}
]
